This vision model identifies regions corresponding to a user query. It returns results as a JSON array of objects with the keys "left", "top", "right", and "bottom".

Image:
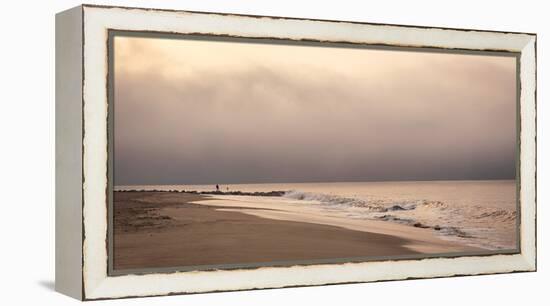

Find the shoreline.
[
  {"left": 116, "top": 188, "right": 484, "bottom": 243},
  {"left": 113, "top": 191, "right": 482, "bottom": 271},
  {"left": 193, "top": 194, "right": 483, "bottom": 254}
]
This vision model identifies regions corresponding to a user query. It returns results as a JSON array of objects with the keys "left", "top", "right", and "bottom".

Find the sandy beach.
[{"left": 113, "top": 191, "right": 482, "bottom": 271}]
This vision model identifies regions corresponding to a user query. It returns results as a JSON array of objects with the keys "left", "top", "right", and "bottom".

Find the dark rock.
[{"left": 413, "top": 222, "right": 430, "bottom": 229}]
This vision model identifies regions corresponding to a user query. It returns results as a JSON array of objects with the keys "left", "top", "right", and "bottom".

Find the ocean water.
[{"left": 116, "top": 180, "right": 518, "bottom": 250}]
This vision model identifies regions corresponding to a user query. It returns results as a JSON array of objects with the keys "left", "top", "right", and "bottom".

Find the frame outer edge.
[
  {"left": 519, "top": 35, "right": 537, "bottom": 270},
  {"left": 55, "top": 4, "right": 84, "bottom": 301}
]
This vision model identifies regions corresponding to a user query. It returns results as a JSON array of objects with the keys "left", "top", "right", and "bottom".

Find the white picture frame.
[{"left": 55, "top": 4, "right": 536, "bottom": 300}]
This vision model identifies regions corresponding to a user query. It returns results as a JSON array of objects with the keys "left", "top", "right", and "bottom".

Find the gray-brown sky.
[{"left": 113, "top": 35, "right": 517, "bottom": 185}]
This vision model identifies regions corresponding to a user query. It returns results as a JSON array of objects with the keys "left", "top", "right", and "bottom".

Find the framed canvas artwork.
[{"left": 55, "top": 4, "right": 537, "bottom": 300}]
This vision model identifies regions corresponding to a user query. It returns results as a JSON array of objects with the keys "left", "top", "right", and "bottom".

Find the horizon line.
[{"left": 114, "top": 177, "right": 517, "bottom": 187}]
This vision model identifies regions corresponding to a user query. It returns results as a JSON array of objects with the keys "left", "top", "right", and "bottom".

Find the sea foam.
[{"left": 283, "top": 189, "right": 516, "bottom": 250}]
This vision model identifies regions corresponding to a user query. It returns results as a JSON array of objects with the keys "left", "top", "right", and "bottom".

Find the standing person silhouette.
[{"left": 216, "top": 184, "right": 220, "bottom": 192}]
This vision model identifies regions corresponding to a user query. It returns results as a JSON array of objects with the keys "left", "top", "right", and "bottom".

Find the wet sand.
[{"left": 113, "top": 191, "right": 477, "bottom": 271}]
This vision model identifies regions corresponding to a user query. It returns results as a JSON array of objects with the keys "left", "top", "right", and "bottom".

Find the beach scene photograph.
[{"left": 111, "top": 34, "right": 518, "bottom": 272}]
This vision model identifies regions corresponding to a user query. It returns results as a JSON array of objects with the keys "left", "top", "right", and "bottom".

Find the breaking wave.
[
  {"left": 283, "top": 190, "right": 387, "bottom": 211},
  {"left": 283, "top": 190, "right": 516, "bottom": 247},
  {"left": 283, "top": 190, "right": 450, "bottom": 213}
]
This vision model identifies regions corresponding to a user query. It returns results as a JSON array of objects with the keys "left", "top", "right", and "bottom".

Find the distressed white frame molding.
[{"left": 55, "top": 4, "right": 536, "bottom": 300}]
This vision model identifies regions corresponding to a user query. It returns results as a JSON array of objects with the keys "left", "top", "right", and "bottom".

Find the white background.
[{"left": 0, "top": 0, "right": 546, "bottom": 305}]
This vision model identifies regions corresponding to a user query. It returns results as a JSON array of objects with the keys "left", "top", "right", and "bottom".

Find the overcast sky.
[{"left": 113, "top": 35, "right": 517, "bottom": 186}]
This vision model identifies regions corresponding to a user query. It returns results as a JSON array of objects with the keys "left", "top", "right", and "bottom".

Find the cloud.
[{"left": 113, "top": 36, "right": 517, "bottom": 185}]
